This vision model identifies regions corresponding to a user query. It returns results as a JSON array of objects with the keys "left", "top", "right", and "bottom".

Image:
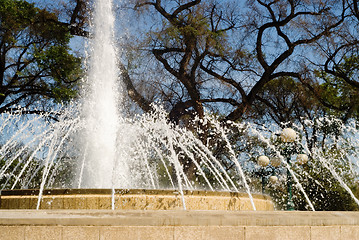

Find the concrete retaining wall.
[{"left": 0, "top": 210, "right": 358, "bottom": 240}]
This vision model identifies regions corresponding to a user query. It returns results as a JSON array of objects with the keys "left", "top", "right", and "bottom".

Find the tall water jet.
[{"left": 80, "top": 0, "right": 123, "bottom": 188}]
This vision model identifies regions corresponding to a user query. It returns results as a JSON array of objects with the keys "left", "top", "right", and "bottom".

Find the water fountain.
[
  {"left": 1, "top": 0, "right": 359, "bottom": 239},
  {"left": 0, "top": 0, "right": 274, "bottom": 211},
  {"left": 1, "top": 0, "right": 359, "bottom": 213}
]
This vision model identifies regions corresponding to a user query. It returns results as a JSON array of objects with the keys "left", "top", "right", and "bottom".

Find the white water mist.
[{"left": 81, "top": 0, "right": 124, "bottom": 188}]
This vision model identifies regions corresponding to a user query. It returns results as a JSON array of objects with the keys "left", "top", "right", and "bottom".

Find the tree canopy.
[
  {"left": 0, "top": 0, "right": 84, "bottom": 114},
  {"left": 121, "top": 0, "right": 359, "bottom": 127}
]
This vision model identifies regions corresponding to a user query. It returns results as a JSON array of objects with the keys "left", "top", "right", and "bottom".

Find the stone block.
[
  {"left": 18, "top": 196, "right": 30, "bottom": 209},
  {"left": 63, "top": 196, "right": 77, "bottom": 209},
  {"left": 182, "top": 196, "right": 200, "bottom": 210},
  {"left": 39, "top": 197, "right": 53, "bottom": 210},
  {"left": 134, "top": 195, "right": 148, "bottom": 209},
  {"left": 0, "top": 226, "right": 25, "bottom": 240},
  {"left": 0, "top": 197, "right": 9, "bottom": 209},
  {"left": 245, "top": 226, "right": 311, "bottom": 240},
  {"left": 29, "top": 197, "right": 38, "bottom": 209},
  {"left": 137, "top": 226, "right": 174, "bottom": 240},
  {"left": 100, "top": 226, "right": 175, "bottom": 239},
  {"left": 341, "top": 226, "right": 359, "bottom": 240},
  {"left": 8, "top": 196, "right": 19, "bottom": 209},
  {"left": 144, "top": 195, "right": 171, "bottom": 210},
  {"left": 86, "top": 196, "right": 99, "bottom": 209},
  {"left": 0, "top": 189, "right": 275, "bottom": 210},
  {"left": 75, "top": 195, "right": 88, "bottom": 209},
  {"left": 113, "top": 197, "right": 126, "bottom": 210},
  {"left": 311, "top": 226, "right": 340, "bottom": 240},
  {"left": 240, "top": 198, "right": 255, "bottom": 210},
  {"left": 100, "top": 226, "right": 138, "bottom": 239},
  {"left": 174, "top": 226, "right": 206, "bottom": 240},
  {"left": 167, "top": 196, "right": 181, "bottom": 210},
  {"left": 145, "top": 195, "right": 161, "bottom": 210},
  {"left": 50, "top": 196, "right": 64, "bottom": 209},
  {"left": 160, "top": 195, "right": 180, "bottom": 210},
  {"left": 62, "top": 226, "right": 100, "bottom": 240},
  {"left": 202, "top": 196, "right": 227, "bottom": 210},
  {"left": 98, "top": 196, "right": 112, "bottom": 209},
  {"left": 266, "top": 200, "right": 275, "bottom": 210},
  {"left": 115, "top": 195, "right": 146, "bottom": 210},
  {"left": 24, "top": 226, "right": 62, "bottom": 240},
  {"left": 174, "top": 226, "right": 244, "bottom": 240},
  {"left": 253, "top": 199, "right": 266, "bottom": 210},
  {"left": 206, "top": 226, "right": 245, "bottom": 240}
]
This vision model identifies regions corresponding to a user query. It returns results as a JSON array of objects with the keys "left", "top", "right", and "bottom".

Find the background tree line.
[{"left": 3, "top": 0, "right": 359, "bottom": 125}]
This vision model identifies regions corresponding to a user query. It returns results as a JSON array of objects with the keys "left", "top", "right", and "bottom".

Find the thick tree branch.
[
  {"left": 172, "top": 0, "right": 201, "bottom": 18},
  {"left": 152, "top": 49, "right": 181, "bottom": 79},
  {"left": 119, "top": 63, "right": 153, "bottom": 113},
  {"left": 199, "top": 98, "right": 239, "bottom": 106},
  {"left": 200, "top": 63, "right": 247, "bottom": 100},
  {"left": 323, "top": 41, "right": 359, "bottom": 89}
]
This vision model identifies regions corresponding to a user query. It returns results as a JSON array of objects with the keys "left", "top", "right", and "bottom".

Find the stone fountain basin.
[{"left": 0, "top": 189, "right": 274, "bottom": 210}]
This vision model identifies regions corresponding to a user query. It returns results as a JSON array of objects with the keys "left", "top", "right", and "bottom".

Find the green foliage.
[
  {"left": 0, "top": 0, "right": 36, "bottom": 40},
  {"left": 48, "top": 156, "right": 78, "bottom": 188},
  {"left": 316, "top": 59, "right": 359, "bottom": 120},
  {"left": 0, "top": 0, "right": 82, "bottom": 109},
  {"left": 293, "top": 156, "right": 359, "bottom": 211},
  {"left": 151, "top": 5, "right": 231, "bottom": 56},
  {"left": 237, "top": 116, "right": 359, "bottom": 211},
  {"left": 0, "top": 154, "right": 43, "bottom": 190},
  {"left": 252, "top": 76, "right": 324, "bottom": 123},
  {"left": 0, "top": 155, "right": 77, "bottom": 190},
  {"left": 0, "top": 0, "right": 70, "bottom": 43},
  {"left": 35, "top": 45, "right": 81, "bottom": 102},
  {"left": 336, "top": 55, "right": 359, "bottom": 76}
]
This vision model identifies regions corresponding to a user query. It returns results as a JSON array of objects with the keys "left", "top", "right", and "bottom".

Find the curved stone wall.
[{"left": 0, "top": 189, "right": 274, "bottom": 210}]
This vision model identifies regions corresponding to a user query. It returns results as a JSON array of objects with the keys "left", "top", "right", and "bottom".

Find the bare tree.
[{"left": 128, "top": 0, "right": 347, "bottom": 124}]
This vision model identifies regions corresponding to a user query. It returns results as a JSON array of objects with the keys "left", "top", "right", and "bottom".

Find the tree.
[
  {"left": 249, "top": 77, "right": 322, "bottom": 125},
  {"left": 128, "top": 0, "right": 347, "bottom": 124},
  {"left": 0, "top": 0, "right": 86, "bottom": 114},
  {"left": 121, "top": 0, "right": 352, "bottom": 183},
  {"left": 291, "top": 0, "right": 359, "bottom": 122},
  {"left": 128, "top": 0, "right": 239, "bottom": 122}
]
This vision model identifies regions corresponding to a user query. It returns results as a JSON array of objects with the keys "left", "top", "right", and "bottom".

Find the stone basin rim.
[{"left": 0, "top": 188, "right": 271, "bottom": 200}]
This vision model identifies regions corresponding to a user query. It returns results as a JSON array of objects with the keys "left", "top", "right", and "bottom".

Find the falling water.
[{"left": 81, "top": 0, "right": 123, "bottom": 188}]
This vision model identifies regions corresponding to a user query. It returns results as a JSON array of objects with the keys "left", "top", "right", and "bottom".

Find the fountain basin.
[{"left": 0, "top": 189, "right": 274, "bottom": 210}]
